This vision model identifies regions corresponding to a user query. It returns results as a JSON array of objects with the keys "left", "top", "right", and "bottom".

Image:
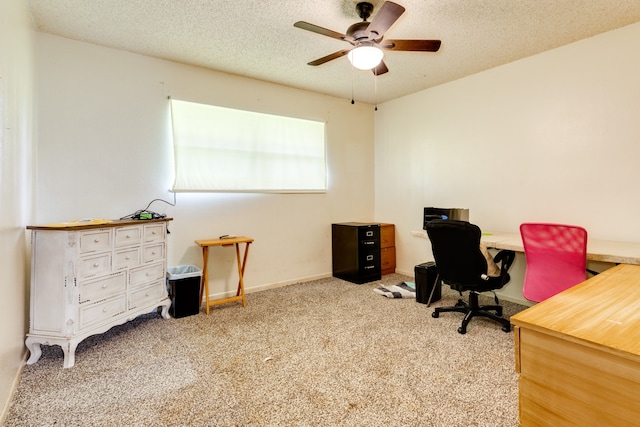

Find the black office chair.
[{"left": 425, "top": 219, "right": 516, "bottom": 334}]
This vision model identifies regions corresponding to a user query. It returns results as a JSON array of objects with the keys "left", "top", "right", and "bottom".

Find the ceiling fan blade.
[
  {"left": 294, "top": 21, "right": 347, "bottom": 40},
  {"left": 307, "top": 49, "right": 351, "bottom": 66},
  {"left": 372, "top": 60, "right": 389, "bottom": 76},
  {"left": 382, "top": 39, "right": 442, "bottom": 52},
  {"left": 366, "top": 1, "right": 405, "bottom": 40}
]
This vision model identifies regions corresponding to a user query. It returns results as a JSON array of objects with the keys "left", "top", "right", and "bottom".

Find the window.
[{"left": 170, "top": 99, "right": 326, "bottom": 192}]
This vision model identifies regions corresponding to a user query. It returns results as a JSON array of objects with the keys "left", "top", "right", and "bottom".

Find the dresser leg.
[
  {"left": 25, "top": 337, "right": 42, "bottom": 365},
  {"left": 159, "top": 298, "right": 171, "bottom": 319},
  {"left": 62, "top": 342, "right": 78, "bottom": 369}
]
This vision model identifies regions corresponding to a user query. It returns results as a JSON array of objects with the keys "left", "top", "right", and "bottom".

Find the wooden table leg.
[
  {"left": 236, "top": 242, "right": 251, "bottom": 297},
  {"left": 201, "top": 246, "right": 210, "bottom": 314},
  {"left": 234, "top": 242, "right": 251, "bottom": 306}
]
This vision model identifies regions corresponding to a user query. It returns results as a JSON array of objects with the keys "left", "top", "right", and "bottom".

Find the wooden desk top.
[
  {"left": 511, "top": 264, "right": 640, "bottom": 360},
  {"left": 195, "top": 236, "right": 254, "bottom": 247},
  {"left": 27, "top": 217, "right": 173, "bottom": 231}
]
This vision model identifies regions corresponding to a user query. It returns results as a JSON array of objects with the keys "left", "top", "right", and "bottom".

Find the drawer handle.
[
  {"left": 93, "top": 262, "right": 100, "bottom": 267},
  {"left": 125, "top": 256, "right": 130, "bottom": 260},
  {"left": 146, "top": 271, "right": 152, "bottom": 276},
  {"left": 145, "top": 292, "right": 150, "bottom": 296},
  {"left": 152, "top": 231, "right": 157, "bottom": 235},
  {"left": 126, "top": 235, "right": 131, "bottom": 239},
  {"left": 151, "top": 251, "right": 156, "bottom": 255},
  {"left": 94, "top": 238, "right": 100, "bottom": 243},
  {"left": 102, "top": 284, "right": 107, "bottom": 289},
  {"left": 102, "top": 308, "right": 108, "bottom": 312}
]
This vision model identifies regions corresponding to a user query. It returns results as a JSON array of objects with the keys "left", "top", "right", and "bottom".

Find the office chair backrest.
[
  {"left": 520, "top": 223, "right": 588, "bottom": 302},
  {"left": 426, "top": 219, "right": 488, "bottom": 288}
]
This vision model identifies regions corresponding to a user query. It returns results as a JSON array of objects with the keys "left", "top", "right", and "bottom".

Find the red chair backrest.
[{"left": 520, "top": 223, "right": 588, "bottom": 302}]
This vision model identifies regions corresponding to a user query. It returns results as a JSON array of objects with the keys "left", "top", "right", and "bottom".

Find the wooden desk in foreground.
[{"left": 511, "top": 264, "right": 640, "bottom": 426}]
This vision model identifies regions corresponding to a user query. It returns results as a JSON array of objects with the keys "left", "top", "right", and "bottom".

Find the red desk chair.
[{"left": 520, "top": 223, "right": 588, "bottom": 303}]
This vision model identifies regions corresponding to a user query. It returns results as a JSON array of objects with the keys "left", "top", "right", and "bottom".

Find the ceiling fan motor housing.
[
  {"left": 347, "top": 21, "right": 371, "bottom": 41},
  {"left": 356, "top": 2, "right": 374, "bottom": 20}
]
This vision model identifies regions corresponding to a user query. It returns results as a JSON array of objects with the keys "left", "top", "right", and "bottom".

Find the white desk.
[
  {"left": 480, "top": 232, "right": 640, "bottom": 265},
  {"left": 412, "top": 229, "right": 640, "bottom": 306},
  {"left": 412, "top": 229, "right": 640, "bottom": 265}
]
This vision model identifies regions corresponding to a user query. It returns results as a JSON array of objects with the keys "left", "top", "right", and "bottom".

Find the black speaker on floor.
[{"left": 415, "top": 262, "right": 441, "bottom": 304}]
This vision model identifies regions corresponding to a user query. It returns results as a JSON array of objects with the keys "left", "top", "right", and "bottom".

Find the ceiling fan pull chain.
[
  {"left": 351, "top": 62, "right": 355, "bottom": 105},
  {"left": 374, "top": 70, "right": 378, "bottom": 111}
]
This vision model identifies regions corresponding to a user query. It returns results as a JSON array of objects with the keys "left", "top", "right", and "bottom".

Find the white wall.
[
  {"left": 34, "top": 34, "right": 376, "bottom": 298},
  {"left": 375, "top": 22, "right": 640, "bottom": 304},
  {"left": 0, "top": 0, "right": 34, "bottom": 421}
]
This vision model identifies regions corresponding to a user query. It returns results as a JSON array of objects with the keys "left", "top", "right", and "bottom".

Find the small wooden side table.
[{"left": 195, "top": 236, "right": 254, "bottom": 314}]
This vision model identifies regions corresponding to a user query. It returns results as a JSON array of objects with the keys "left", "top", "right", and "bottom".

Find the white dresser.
[{"left": 25, "top": 218, "right": 173, "bottom": 368}]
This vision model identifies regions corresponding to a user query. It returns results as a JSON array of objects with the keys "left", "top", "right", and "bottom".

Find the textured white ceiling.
[{"left": 28, "top": 0, "right": 640, "bottom": 104}]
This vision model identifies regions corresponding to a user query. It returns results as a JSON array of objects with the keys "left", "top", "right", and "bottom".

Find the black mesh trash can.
[
  {"left": 167, "top": 265, "right": 202, "bottom": 318},
  {"left": 415, "top": 262, "right": 441, "bottom": 305}
]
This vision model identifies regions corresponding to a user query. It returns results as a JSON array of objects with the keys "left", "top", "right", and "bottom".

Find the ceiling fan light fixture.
[{"left": 347, "top": 46, "right": 384, "bottom": 70}]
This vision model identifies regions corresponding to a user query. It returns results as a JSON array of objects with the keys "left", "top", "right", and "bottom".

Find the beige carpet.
[{"left": 5, "top": 274, "right": 526, "bottom": 426}]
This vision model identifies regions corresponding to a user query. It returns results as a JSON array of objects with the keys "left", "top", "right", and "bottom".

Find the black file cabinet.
[{"left": 332, "top": 222, "right": 381, "bottom": 284}]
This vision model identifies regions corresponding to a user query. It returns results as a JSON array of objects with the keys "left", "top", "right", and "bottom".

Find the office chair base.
[{"left": 431, "top": 293, "right": 511, "bottom": 334}]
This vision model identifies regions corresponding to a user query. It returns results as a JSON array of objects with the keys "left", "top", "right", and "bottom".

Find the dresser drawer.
[
  {"left": 79, "top": 294, "right": 127, "bottom": 330},
  {"left": 79, "top": 229, "right": 112, "bottom": 253},
  {"left": 144, "top": 223, "right": 165, "bottom": 243},
  {"left": 77, "top": 252, "right": 112, "bottom": 279},
  {"left": 143, "top": 243, "right": 165, "bottom": 263},
  {"left": 129, "top": 261, "right": 165, "bottom": 288},
  {"left": 79, "top": 272, "right": 126, "bottom": 304},
  {"left": 114, "top": 226, "right": 142, "bottom": 247},
  {"left": 114, "top": 247, "right": 141, "bottom": 270},
  {"left": 129, "top": 281, "right": 166, "bottom": 310}
]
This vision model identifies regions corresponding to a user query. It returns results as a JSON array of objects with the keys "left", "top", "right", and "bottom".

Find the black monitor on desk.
[{"left": 423, "top": 207, "right": 469, "bottom": 230}]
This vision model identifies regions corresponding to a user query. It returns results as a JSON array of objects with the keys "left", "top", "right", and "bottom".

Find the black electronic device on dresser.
[{"left": 332, "top": 222, "right": 381, "bottom": 284}]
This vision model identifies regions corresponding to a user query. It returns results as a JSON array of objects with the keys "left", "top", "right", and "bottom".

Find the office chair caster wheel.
[
  {"left": 432, "top": 312, "right": 439, "bottom": 318},
  {"left": 502, "top": 325, "right": 511, "bottom": 332},
  {"left": 457, "top": 327, "right": 467, "bottom": 334}
]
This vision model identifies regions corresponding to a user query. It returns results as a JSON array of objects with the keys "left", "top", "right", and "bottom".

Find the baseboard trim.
[{"left": 0, "top": 351, "right": 28, "bottom": 425}]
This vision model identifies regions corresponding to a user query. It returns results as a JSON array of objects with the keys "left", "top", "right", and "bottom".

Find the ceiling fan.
[{"left": 294, "top": 1, "right": 441, "bottom": 75}]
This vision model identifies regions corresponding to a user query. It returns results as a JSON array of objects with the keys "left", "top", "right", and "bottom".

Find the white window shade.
[{"left": 170, "top": 99, "right": 327, "bottom": 192}]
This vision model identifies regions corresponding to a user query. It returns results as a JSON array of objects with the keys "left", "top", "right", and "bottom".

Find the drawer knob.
[
  {"left": 125, "top": 256, "right": 130, "bottom": 260},
  {"left": 102, "top": 284, "right": 107, "bottom": 289},
  {"left": 151, "top": 251, "right": 156, "bottom": 255},
  {"left": 93, "top": 263, "right": 99, "bottom": 267},
  {"left": 145, "top": 292, "right": 150, "bottom": 296},
  {"left": 102, "top": 308, "right": 108, "bottom": 312},
  {"left": 94, "top": 238, "right": 100, "bottom": 243},
  {"left": 126, "top": 235, "right": 131, "bottom": 239}
]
